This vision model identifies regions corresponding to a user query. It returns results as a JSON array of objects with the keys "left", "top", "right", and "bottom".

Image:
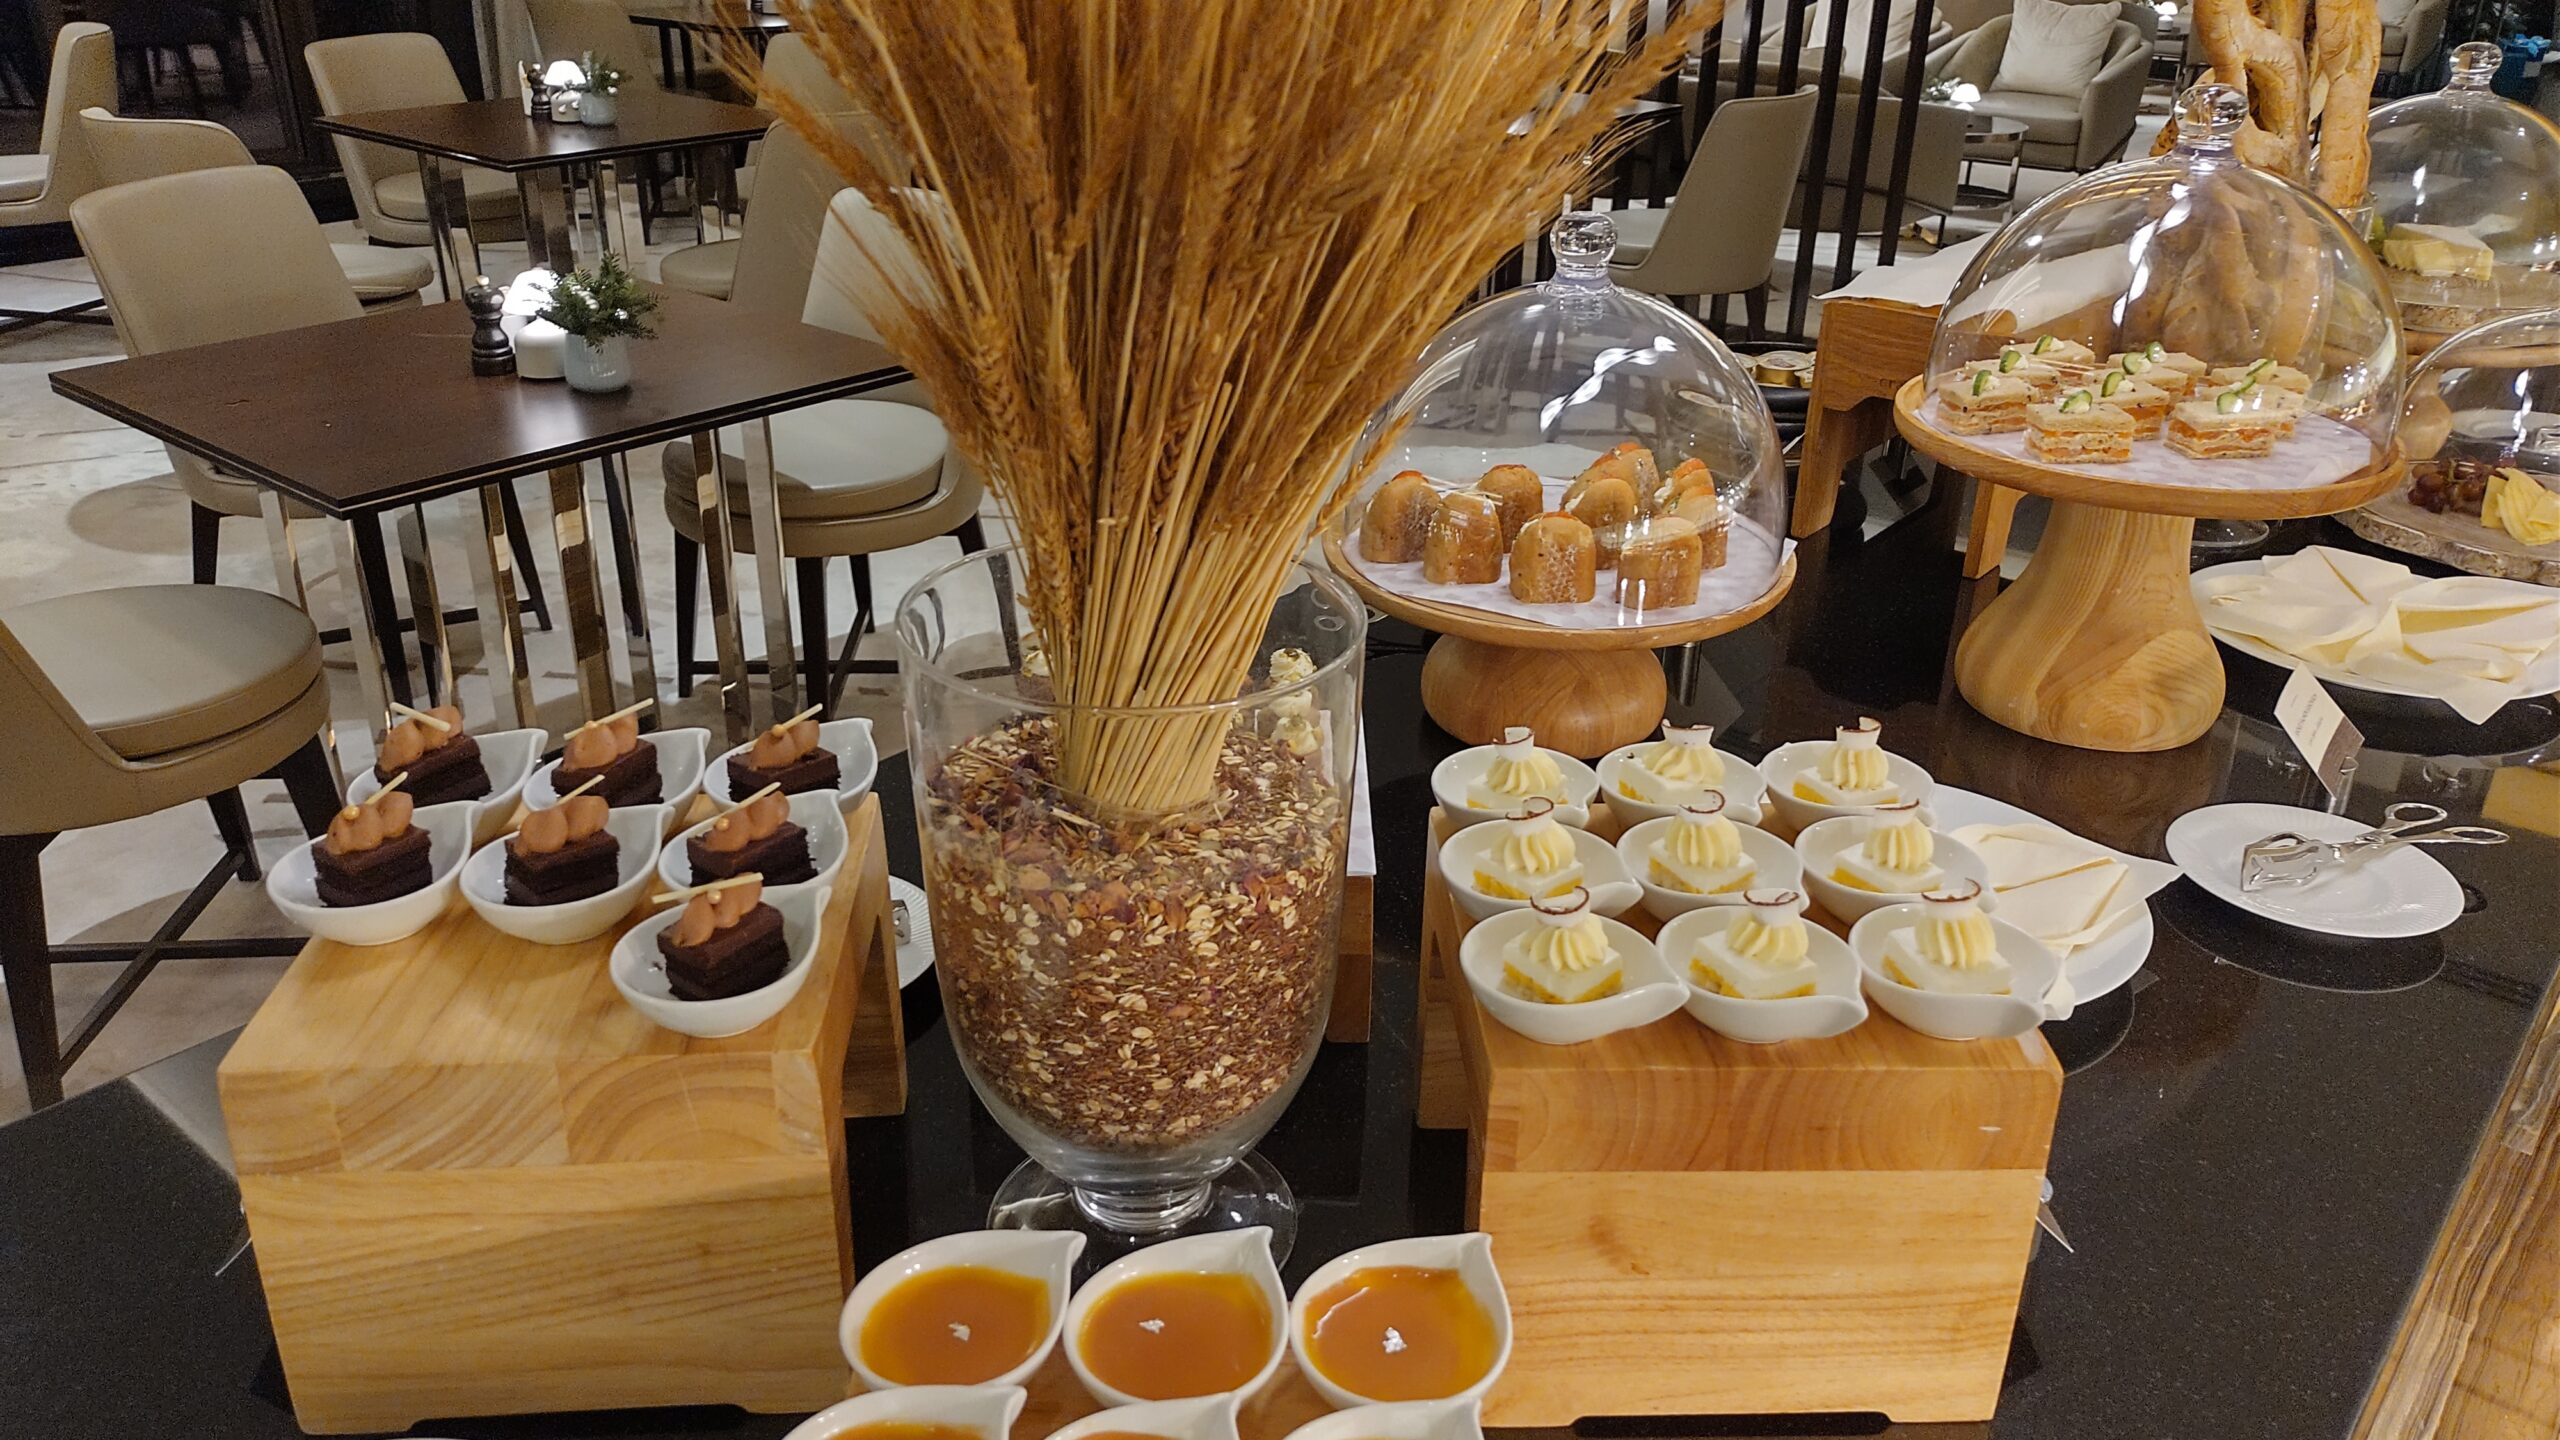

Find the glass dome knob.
[
  {"left": 2447, "top": 40, "right": 2500, "bottom": 88},
  {"left": 1550, "top": 210, "right": 1618, "bottom": 280},
  {"left": 2175, "top": 82, "right": 2251, "bottom": 149}
]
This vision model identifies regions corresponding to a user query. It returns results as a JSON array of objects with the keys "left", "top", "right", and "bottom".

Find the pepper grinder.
[{"left": 464, "top": 277, "right": 515, "bottom": 377}]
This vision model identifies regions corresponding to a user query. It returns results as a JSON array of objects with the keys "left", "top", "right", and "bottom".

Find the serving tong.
[{"left": 2239, "top": 803, "right": 2507, "bottom": 893}]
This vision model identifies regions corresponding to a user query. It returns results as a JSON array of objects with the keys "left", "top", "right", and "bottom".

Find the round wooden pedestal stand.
[
  {"left": 1893, "top": 377, "right": 2405, "bottom": 753},
  {"left": 1320, "top": 526, "right": 1796, "bottom": 757}
]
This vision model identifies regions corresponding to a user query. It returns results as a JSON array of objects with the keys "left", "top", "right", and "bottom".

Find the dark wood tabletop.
[
  {"left": 312, "top": 92, "right": 768, "bottom": 171},
  {"left": 625, "top": 1, "right": 793, "bottom": 35},
  {"left": 48, "top": 287, "right": 904, "bottom": 517}
]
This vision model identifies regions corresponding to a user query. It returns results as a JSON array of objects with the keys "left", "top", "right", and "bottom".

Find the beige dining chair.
[
  {"left": 523, "top": 0, "right": 661, "bottom": 92},
  {"left": 716, "top": 35, "right": 890, "bottom": 235},
  {"left": 0, "top": 583, "right": 341, "bottom": 1109},
  {"left": 76, "top": 108, "right": 436, "bottom": 308},
  {"left": 660, "top": 117, "right": 858, "bottom": 308},
  {"left": 1609, "top": 87, "right": 1821, "bottom": 317},
  {"left": 304, "top": 32, "right": 523, "bottom": 251},
  {"left": 0, "top": 22, "right": 114, "bottom": 337}
]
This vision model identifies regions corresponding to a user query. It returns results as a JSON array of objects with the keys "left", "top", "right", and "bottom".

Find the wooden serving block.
[
  {"left": 1417, "top": 805, "right": 2061, "bottom": 1425},
  {"left": 218, "top": 795, "right": 906, "bottom": 1433}
]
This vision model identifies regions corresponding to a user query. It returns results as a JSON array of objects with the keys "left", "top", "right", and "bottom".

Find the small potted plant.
[
  {"left": 536, "top": 253, "right": 658, "bottom": 394},
  {"left": 577, "top": 53, "right": 628, "bottom": 126}
]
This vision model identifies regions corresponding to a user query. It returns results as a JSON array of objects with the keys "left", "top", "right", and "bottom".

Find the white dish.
[
  {"left": 2192, "top": 559, "right": 2560, "bottom": 706},
  {"left": 1592, "top": 742, "right": 1765, "bottom": 826},
  {"left": 1614, "top": 817, "right": 1803, "bottom": 922},
  {"left": 459, "top": 804, "right": 671, "bottom": 945},
  {"left": 2164, "top": 803, "right": 2467, "bottom": 938},
  {"left": 779, "top": 1384, "right": 1027, "bottom": 1440},
  {"left": 836, "top": 1229, "right": 1083, "bottom": 1392},
  {"left": 1655, "top": 908, "right": 1867, "bottom": 1044},
  {"left": 703, "top": 716, "right": 881, "bottom": 808},
  {"left": 265, "top": 802, "right": 474, "bottom": 947},
  {"left": 1849, "top": 903, "right": 2066, "bottom": 1040},
  {"left": 1436, "top": 824, "right": 1639, "bottom": 922},
  {"left": 1287, "top": 1232, "right": 1511, "bottom": 1411},
  {"left": 609, "top": 882, "right": 830, "bottom": 1038},
  {"left": 1063, "top": 1227, "right": 1289, "bottom": 1409},
  {"left": 1794, "top": 816, "right": 1993, "bottom": 925},
  {"left": 1429, "top": 744, "right": 1598, "bottom": 829},
  {"left": 656, "top": 790, "right": 849, "bottom": 899},
  {"left": 525, "top": 725, "right": 709, "bottom": 817},
  {"left": 1456, "top": 909, "right": 1683, "bottom": 1046},
  {"left": 1048, "top": 1395, "right": 1241, "bottom": 1440},
  {"left": 348, "top": 726, "right": 544, "bottom": 846},
  {"left": 1755, "top": 740, "right": 1936, "bottom": 835},
  {"left": 1278, "top": 1398, "right": 1484, "bottom": 1440},
  {"left": 1928, "top": 784, "right": 2164, "bottom": 1005}
]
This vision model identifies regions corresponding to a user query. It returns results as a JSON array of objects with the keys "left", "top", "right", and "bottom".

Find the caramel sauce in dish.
[
  {"left": 1078, "top": 1270, "right": 1273, "bottom": 1399},
  {"left": 826, "top": 1424, "right": 983, "bottom": 1440},
  {"left": 1301, "top": 1265, "right": 1497, "bottom": 1402},
  {"left": 858, "top": 1264, "right": 1050, "bottom": 1385}
]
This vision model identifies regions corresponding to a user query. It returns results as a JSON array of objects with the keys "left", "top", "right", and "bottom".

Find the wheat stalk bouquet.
[{"left": 762, "top": 0, "right": 1711, "bottom": 817}]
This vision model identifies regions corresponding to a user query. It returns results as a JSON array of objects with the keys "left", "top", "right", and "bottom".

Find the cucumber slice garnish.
[
  {"left": 1997, "top": 349, "right": 2022, "bottom": 372},
  {"left": 2216, "top": 386, "right": 2251, "bottom": 414},
  {"left": 2144, "top": 341, "right": 2165, "bottom": 359},
  {"left": 1972, "top": 369, "right": 1993, "bottom": 396},
  {"left": 2101, "top": 371, "right": 2126, "bottom": 396},
  {"left": 2244, "top": 357, "right": 2274, "bottom": 380},
  {"left": 2060, "top": 390, "right": 2094, "bottom": 414},
  {"left": 2034, "top": 335, "right": 2057, "bottom": 353}
]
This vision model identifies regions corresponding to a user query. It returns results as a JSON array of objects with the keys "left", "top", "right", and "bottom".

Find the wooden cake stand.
[
  {"left": 1893, "top": 376, "right": 2405, "bottom": 753},
  {"left": 1320, "top": 523, "right": 1795, "bottom": 757}
]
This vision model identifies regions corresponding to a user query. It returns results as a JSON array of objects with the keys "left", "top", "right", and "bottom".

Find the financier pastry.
[
  {"left": 1474, "top": 464, "right": 1545, "bottom": 546},
  {"left": 1509, "top": 511, "right": 1598, "bottom": 604},
  {"left": 1359, "top": 469, "right": 1438, "bottom": 563},
  {"left": 1424, "top": 490, "right": 1505, "bottom": 584},
  {"left": 1568, "top": 475, "right": 1639, "bottom": 567},
  {"left": 1614, "top": 517, "right": 1704, "bottom": 611}
]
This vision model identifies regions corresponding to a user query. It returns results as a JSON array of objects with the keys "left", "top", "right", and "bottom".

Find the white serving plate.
[
  {"left": 656, "top": 789, "right": 849, "bottom": 899},
  {"left": 779, "top": 1385, "right": 1026, "bottom": 1440},
  {"left": 459, "top": 805, "right": 671, "bottom": 946},
  {"left": 703, "top": 716, "right": 880, "bottom": 808},
  {"left": 1592, "top": 741, "right": 1766, "bottom": 826},
  {"left": 1287, "top": 1232, "right": 1511, "bottom": 1410},
  {"left": 1429, "top": 743, "right": 1599, "bottom": 829},
  {"left": 1278, "top": 1399, "right": 1484, "bottom": 1440},
  {"left": 1793, "top": 815, "right": 1993, "bottom": 925},
  {"left": 2192, "top": 559, "right": 2560, "bottom": 706},
  {"left": 1063, "top": 1227, "right": 1289, "bottom": 1409},
  {"left": 1755, "top": 740, "right": 1936, "bottom": 835},
  {"left": 265, "top": 802, "right": 474, "bottom": 947},
  {"left": 1456, "top": 909, "right": 1683, "bottom": 1046},
  {"left": 1848, "top": 903, "right": 2066, "bottom": 1040},
  {"left": 1047, "top": 1395, "right": 1241, "bottom": 1440},
  {"left": 1654, "top": 907, "right": 1867, "bottom": 1044},
  {"left": 836, "top": 1228, "right": 1082, "bottom": 1392},
  {"left": 610, "top": 882, "right": 830, "bottom": 1038},
  {"left": 1614, "top": 816, "right": 1803, "bottom": 922},
  {"left": 1929, "top": 784, "right": 2164, "bottom": 1005},
  {"left": 348, "top": 726, "right": 543, "bottom": 846},
  {"left": 2164, "top": 802, "right": 2466, "bottom": 938},
  {"left": 525, "top": 725, "right": 709, "bottom": 816},
  {"left": 1436, "top": 823, "right": 1639, "bottom": 923}
]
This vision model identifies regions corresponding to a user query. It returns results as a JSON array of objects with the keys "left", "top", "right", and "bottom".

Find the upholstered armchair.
[
  {"left": 2379, "top": 0, "right": 2451, "bottom": 94},
  {"left": 1928, "top": 15, "right": 2150, "bottom": 172}
]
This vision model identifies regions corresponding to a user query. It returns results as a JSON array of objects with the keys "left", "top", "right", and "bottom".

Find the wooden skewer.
[
  {"left": 768, "top": 704, "right": 824, "bottom": 734},
  {"left": 727, "top": 781, "right": 782, "bottom": 812},
  {"left": 370, "top": 771, "right": 410, "bottom": 803},
  {"left": 654, "top": 872, "right": 764, "bottom": 905},
  {"left": 389, "top": 702, "right": 454, "bottom": 732},
  {"left": 573, "top": 697, "right": 655, "bottom": 732},
  {"left": 551, "top": 773, "right": 606, "bottom": 805}
]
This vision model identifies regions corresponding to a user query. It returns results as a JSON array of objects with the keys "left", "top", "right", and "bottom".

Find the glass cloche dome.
[
  {"left": 2395, "top": 307, "right": 2560, "bottom": 526},
  {"left": 2362, "top": 41, "right": 2560, "bottom": 344},
  {"left": 1928, "top": 84, "right": 2403, "bottom": 462},
  {"left": 1340, "top": 211, "right": 1786, "bottom": 624}
]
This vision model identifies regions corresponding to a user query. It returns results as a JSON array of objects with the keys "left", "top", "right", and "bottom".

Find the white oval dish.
[
  {"left": 2164, "top": 802, "right": 2466, "bottom": 939},
  {"left": 778, "top": 1384, "right": 1027, "bottom": 1440},
  {"left": 1848, "top": 902, "right": 2065, "bottom": 1040},
  {"left": 1655, "top": 907, "right": 1867, "bottom": 1043},
  {"left": 1614, "top": 816, "right": 1804, "bottom": 922},
  {"left": 1755, "top": 740, "right": 1935, "bottom": 836},
  {"left": 1456, "top": 909, "right": 1682, "bottom": 1046},
  {"left": 525, "top": 725, "right": 710, "bottom": 818},
  {"left": 1063, "top": 1226, "right": 1289, "bottom": 1409},
  {"left": 1287, "top": 1232, "right": 1511, "bottom": 1411},
  {"left": 265, "top": 801, "right": 474, "bottom": 947},
  {"left": 1046, "top": 1394, "right": 1241, "bottom": 1440},
  {"left": 656, "top": 789, "right": 849, "bottom": 899},
  {"left": 1436, "top": 824, "right": 1639, "bottom": 922},
  {"left": 837, "top": 1228, "right": 1083, "bottom": 1392},
  {"left": 459, "top": 804, "right": 671, "bottom": 945},
  {"left": 348, "top": 726, "right": 544, "bottom": 847},
  {"left": 610, "top": 882, "right": 830, "bottom": 1038},
  {"left": 1278, "top": 1398, "right": 1484, "bottom": 1440},
  {"left": 1429, "top": 744, "right": 1598, "bottom": 829},
  {"left": 1793, "top": 816, "right": 1992, "bottom": 925},
  {"left": 1593, "top": 742, "right": 1765, "bottom": 826},
  {"left": 704, "top": 716, "right": 881, "bottom": 809}
]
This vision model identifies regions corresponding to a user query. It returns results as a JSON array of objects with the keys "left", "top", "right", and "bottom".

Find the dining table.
[{"left": 625, "top": 0, "right": 796, "bottom": 90}]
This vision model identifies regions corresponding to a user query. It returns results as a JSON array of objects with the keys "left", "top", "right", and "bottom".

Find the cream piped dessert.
[
  {"left": 1615, "top": 721, "right": 1728, "bottom": 809},
  {"left": 1501, "top": 888, "right": 1622, "bottom": 1005},
  {"left": 1881, "top": 885, "right": 2012, "bottom": 996},
  {"left": 1468, "top": 726, "right": 1568, "bottom": 811},
  {"left": 1792, "top": 718, "right": 1899, "bottom": 806},
  {"left": 1686, "top": 890, "right": 1818, "bottom": 1000},
  {"left": 1647, "top": 798, "right": 1756, "bottom": 896},
  {"left": 1830, "top": 805, "right": 1944, "bottom": 893},
  {"left": 1471, "top": 798, "right": 1585, "bottom": 902}
]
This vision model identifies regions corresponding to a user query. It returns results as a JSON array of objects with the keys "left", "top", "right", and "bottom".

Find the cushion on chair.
[
  {"left": 658, "top": 400, "right": 949, "bottom": 523},
  {"left": 331, "top": 242, "right": 434, "bottom": 301},
  {"left": 659, "top": 238, "right": 740, "bottom": 300},
  {"left": 2, "top": 585, "right": 323, "bottom": 759},
  {"left": 1979, "top": 89, "right": 2086, "bottom": 148},
  {"left": 373, "top": 165, "right": 523, "bottom": 223},
  {"left": 2380, "top": 23, "right": 2406, "bottom": 61},
  {"left": 0, "top": 153, "right": 46, "bottom": 204},
  {"left": 1995, "top": 0, "right": 2120, "bottom": 96},
  {"left": 1604, "top": 207, "right": 1667, "bottom": 266}
]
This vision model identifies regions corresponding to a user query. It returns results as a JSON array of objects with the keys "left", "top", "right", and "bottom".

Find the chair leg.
[
  {"left": 673, "top": 532, "right": 700, "bottom": 697},
  {"left": 0, "top": 833, "right": 62, "bottom": 1110},
  {"left": 190, "top": 503, "right": 221, "bottom": 585},
  {"left": 497, "top": 482, "right": 555, "bottom": 632},
  {"left": 268, "top": 737, "right": 342, "bottom": 839},
  {"left": 849, "top": 552, "right": 875, "bottom": 634},
  {"left": 206, "top": 789, "right": 260, "bottom": 881},
  {"left": 795, "top": 557, "right": 831, "bottom": 719},
  {"left": 956, "top": 517, "right": 989, "bottom": 554}
]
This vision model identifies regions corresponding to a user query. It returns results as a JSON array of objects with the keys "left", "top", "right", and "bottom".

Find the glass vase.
[{"left": 896, "top": 547, "right": 1363, "bottom": 1265}]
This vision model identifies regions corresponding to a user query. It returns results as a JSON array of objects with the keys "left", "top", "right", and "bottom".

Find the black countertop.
[{"left": 4, "top": 502, "right": 2553, "bottom": 1440}]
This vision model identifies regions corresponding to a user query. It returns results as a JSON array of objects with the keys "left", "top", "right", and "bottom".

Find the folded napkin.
[
  {"left": 1815, "top": 234, "right": 1992, "bottom": 306},
  {"left": 1953, "top": 822, "right": 2180, "bottom": 959}
]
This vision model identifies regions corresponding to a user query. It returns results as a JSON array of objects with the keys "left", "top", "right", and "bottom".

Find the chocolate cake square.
[
  {"left": 503, "top": 830, "right": 623, "bottom": 905},
  {"left": 725, "top": 748, "right": 840, "bottom": 798},
  {"left": 313, "top": 826, "right": 435, "bottom": 908},
  {"left": 377, "top": 735, "right": 490, "bottom": 809},
  {"left": 553, "top": 740, "right": 661, "bottom": 806},
  {"left": 687, "top": 823, "right": 816, "bottom": 886},
  {"left": 657, "top": 903, "right": 792, "bottom": 1000}
]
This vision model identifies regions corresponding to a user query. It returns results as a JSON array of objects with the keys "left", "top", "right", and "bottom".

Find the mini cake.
[
  {"left": 1792, "top": 717, "right": 1899, "bottom": 806},
  {"left": 1615, "top": 721, "right": 1728, "bottom": 809},
  {"left": 1648, "top": 799, "right": 1757, "bottom": 896},
  {"left": 2025, "top": 388, "right": 2135, "bottom": 464},
  {"left": 1267, "top": 651, "right": 1326, "bottom": 756},
  {"left": 554, "top": 712, "right": 661, "bottom": 806},
  {"left": 1566, "top": 441, "right": 1659, "bottom": 506},
  {"left": 374, "top": 704, "right": 488, "bottom": 809},
  {"left": 1664, "top": 484, "right": 1730, "bottom": 568},
  {"left": 1614, "top": 517, "right": 1703, "bottom": 611},
  {"left": 657, "top": 877, "right": 792, "bottom": 1001},
  {"left": 1500, "top": 888, "right": 1622, "bottom": 1005},
  {"left": 688, "top": 789, "right": 816, "bottom": 886},
  {"left": 1651, "top": 457, "right": 1714, "bottom": 516},
  {"left": 1959, "top": 348, "right": 2062, "bottom": 399},
  {"left": 1566, "top": 475, "right": 1638, "bottom": 551},
  {"left": 503, "top": 793, "right": 619, "bottom": 905},
  {"left": 1424, "top": 491, "right": 1505, "bottom": 584},
  {"left": 1881, "top": 886, "right": 2011, "bottom": 995},
  {"left": 1509, "top": 512, "right": 1598, "bottom": 604},
  {"left": 726, "top": 714, "right": 840, "bottom": 797},
  {"left": 2207, "top": 358, "right": 2311, "bottom": 395},
  {"left": 2093, "top": 369, "right": 2173, "bottom": 437},
  {"left": 1470, "top": 798, "right": 1585, "bottom": 901},
  {"left": 1474, "top": 464, "right": 1545, "bottom": 546},
  {"left": 1467, "top": 726, "right": 1569, "bottom": 811},
  {"left": 1829, "top": 806, "right": 1944, "bottom": 893},
  {"left": 1360, "top": 470, "right": 1438, "bottom": 563},
  {"left": 2165, "top": 388, "right": 2288, "bottom": 460},
  {"left": 313, "top": 789, "right": 431, "bottom": 908},
  {"left": 1686, "top": 889, "right": 1818, "bottom": 999},
  {"left": 1936, "top": 369, "right": 2033, "bottom": 434}
]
